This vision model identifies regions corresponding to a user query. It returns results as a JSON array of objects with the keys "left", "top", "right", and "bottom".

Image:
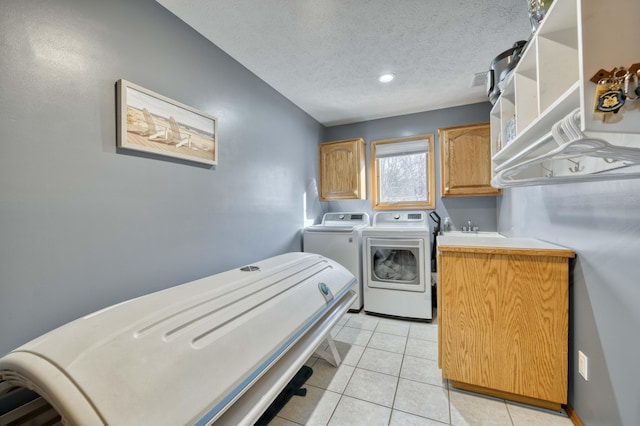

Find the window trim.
[{"left": 371, "top": 134, "right": 436, "bottom": 210}]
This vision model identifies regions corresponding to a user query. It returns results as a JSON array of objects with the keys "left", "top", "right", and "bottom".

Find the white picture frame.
[{"left": 116, "top": 79, "right": 217, "bottom": 165}]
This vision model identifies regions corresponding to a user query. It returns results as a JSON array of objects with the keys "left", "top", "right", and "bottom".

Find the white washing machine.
[
  {"left": 362, "top": 211, "right": 432, "bottom": 320},
  {"left": 303, "top": 212, "right": 369, "bottom": 311}
]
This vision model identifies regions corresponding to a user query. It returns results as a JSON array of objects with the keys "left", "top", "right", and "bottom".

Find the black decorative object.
[{"left": 254, "top": 365, "right": 314, "bottom": 425}]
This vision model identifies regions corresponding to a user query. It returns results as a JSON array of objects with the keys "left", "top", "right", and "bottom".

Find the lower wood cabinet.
[{"left": 437, "top": 238, "right": 575, "bottom": 410}]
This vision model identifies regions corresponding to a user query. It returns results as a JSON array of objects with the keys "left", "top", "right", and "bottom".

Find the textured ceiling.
[{"left": 155, "top": 0, "right": 532, "bottom": 126}]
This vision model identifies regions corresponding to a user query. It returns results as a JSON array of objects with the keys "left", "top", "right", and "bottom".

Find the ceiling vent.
[{"left": 470, "top": 72, "right": 488, "bottom": 88}]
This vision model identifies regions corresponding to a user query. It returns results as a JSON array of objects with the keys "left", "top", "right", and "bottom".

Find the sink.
[
  {"left": 437, "top": 231, "right": 505, "bottom": 247},
  {"left": 441, "top": 231, "right": 503, "bottom": 238}
]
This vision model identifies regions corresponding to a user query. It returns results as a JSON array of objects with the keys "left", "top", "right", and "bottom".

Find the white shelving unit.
[{"left": 490, "top": 0, "right": 640, "bottom": 187}]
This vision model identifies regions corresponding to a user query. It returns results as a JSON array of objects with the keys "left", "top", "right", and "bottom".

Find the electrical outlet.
[{"left": 578, "top": 350, "right": 588, "bottom": 381}]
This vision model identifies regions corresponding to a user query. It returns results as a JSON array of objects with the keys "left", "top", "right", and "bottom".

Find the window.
[{"left": 371, "top": 134, "right": 435, "bottom": 210}]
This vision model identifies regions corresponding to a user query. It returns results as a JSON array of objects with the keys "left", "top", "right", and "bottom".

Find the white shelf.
[
  {"left": 537, "top": 32, "right": 579, "bottom": 113},
  {"left": 493, "top": 82, "right": 580, "bottom": 166},
  {"left": 515, "top": 74, "right": 538, "bottom": 131},
  {"left": 490, "top": 0, "right": 640, "bottom": 186},
  {"left": 514, "top": 37, "right": 538, "bottom": 132}
]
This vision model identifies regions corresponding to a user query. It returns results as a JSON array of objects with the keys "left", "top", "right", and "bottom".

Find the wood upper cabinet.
[
  {"left": 319, "top": 138, "right": 366, "bottom": 201},
  {"left": 437, "top": 239, "right": 575, "bottom": 411},
  {"left": 439, "top": 122, "right": 502, "bottom": 197}
]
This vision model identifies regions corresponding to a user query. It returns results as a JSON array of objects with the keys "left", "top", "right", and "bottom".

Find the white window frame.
[{"left": 371, "top": 134, "right": 436, "bottom": 210}]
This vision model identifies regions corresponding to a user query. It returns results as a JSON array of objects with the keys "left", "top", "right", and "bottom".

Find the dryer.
[
  {"left": 362, "top": 211, "right": 432, "bottom": 320},
  {"left": 303, "top": 212, "right": 369, "bottom": 311}
]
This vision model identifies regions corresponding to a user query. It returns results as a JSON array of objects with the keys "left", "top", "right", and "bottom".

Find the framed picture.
[{"left": 116, "top": 79, "right": 217, "bottom": 165}]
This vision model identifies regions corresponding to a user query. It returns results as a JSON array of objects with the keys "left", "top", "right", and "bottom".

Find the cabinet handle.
[{"left": 445, "top": 187, "right": 450, "bottom": 192}]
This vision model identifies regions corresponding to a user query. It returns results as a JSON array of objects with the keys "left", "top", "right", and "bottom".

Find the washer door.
[{"left": 365, "top": 237, "right": 426, "bottom": 292}]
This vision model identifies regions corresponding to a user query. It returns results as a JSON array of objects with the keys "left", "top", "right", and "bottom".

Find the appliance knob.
[{"left": 394, "top": 214, "right": 400, "bottom": 220}]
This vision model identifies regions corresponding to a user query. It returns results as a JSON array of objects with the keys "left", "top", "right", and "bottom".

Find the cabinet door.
[
  {"left": 319, "top": 138, "right": 366, "bottom": 200},
  {"left": 439, "top": 123, "right": 502, "bottom": 197},
  {"left": 440, "top": 251, "right": 568, "bottom": 405}
]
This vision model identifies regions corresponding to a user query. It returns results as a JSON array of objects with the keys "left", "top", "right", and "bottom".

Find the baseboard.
[
  {"left": 449, "top": 380, "right": 561, "bottom": 412},
  {"left": 565, "top": 404, "right": 584, "bottom": 426}
]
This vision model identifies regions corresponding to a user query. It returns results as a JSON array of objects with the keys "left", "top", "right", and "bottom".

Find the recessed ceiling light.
[{"left": 379, "top": 73, "right": 395, "bottom": 83}]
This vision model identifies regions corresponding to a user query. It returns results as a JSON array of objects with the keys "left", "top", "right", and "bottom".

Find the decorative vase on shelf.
[{"left": 528, "top": 0, "right": 553, "bottom": 33}]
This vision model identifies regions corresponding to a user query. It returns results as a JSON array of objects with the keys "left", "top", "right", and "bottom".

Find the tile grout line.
[
  {"left": 324, "top": 348, "right": 362, "bottom": 425},
  {"left": 324, "top": 393, "right": 343, "bottom": 426},
  {"left": 447, "top": 384, "right": 452, "bottom": 425},
  {"left": 344, "top": 313, "right": 449, "bottom": 425},
  {"left": 505, "top": 399, "right": 515, "bottom": 426},
  {"left": 385, "top": 336, "right": 407, "bottom": 426}
]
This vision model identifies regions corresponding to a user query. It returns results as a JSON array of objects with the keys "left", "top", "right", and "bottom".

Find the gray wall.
[
  {"left": 499, "top": 181, "right": 640, "bottom": 425},
  {"left": 0, "top": 0, "right": 324, "bottom": 356},
  {"left": 2, "top": 2, "right": 634, "bottom": 424},
  {"left": 323, "top": 103, "right": 498, "bottom": 231}
]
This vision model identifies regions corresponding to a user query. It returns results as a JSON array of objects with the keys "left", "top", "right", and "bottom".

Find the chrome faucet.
[{"left": 461, "top": 219, "right": 479, "bottom": 233}]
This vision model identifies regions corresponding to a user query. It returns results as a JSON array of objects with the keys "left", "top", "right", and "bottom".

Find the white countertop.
[
  {"left": 440, "top": 231, "right": 504, "bottom": 239},
  {"left": 437, "top": 232, "right": 573, "bottom": 253}
]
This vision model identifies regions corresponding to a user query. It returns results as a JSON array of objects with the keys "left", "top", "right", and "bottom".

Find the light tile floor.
[{"left": 270, "top": 312, "right": 573, "bottom": 426}]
